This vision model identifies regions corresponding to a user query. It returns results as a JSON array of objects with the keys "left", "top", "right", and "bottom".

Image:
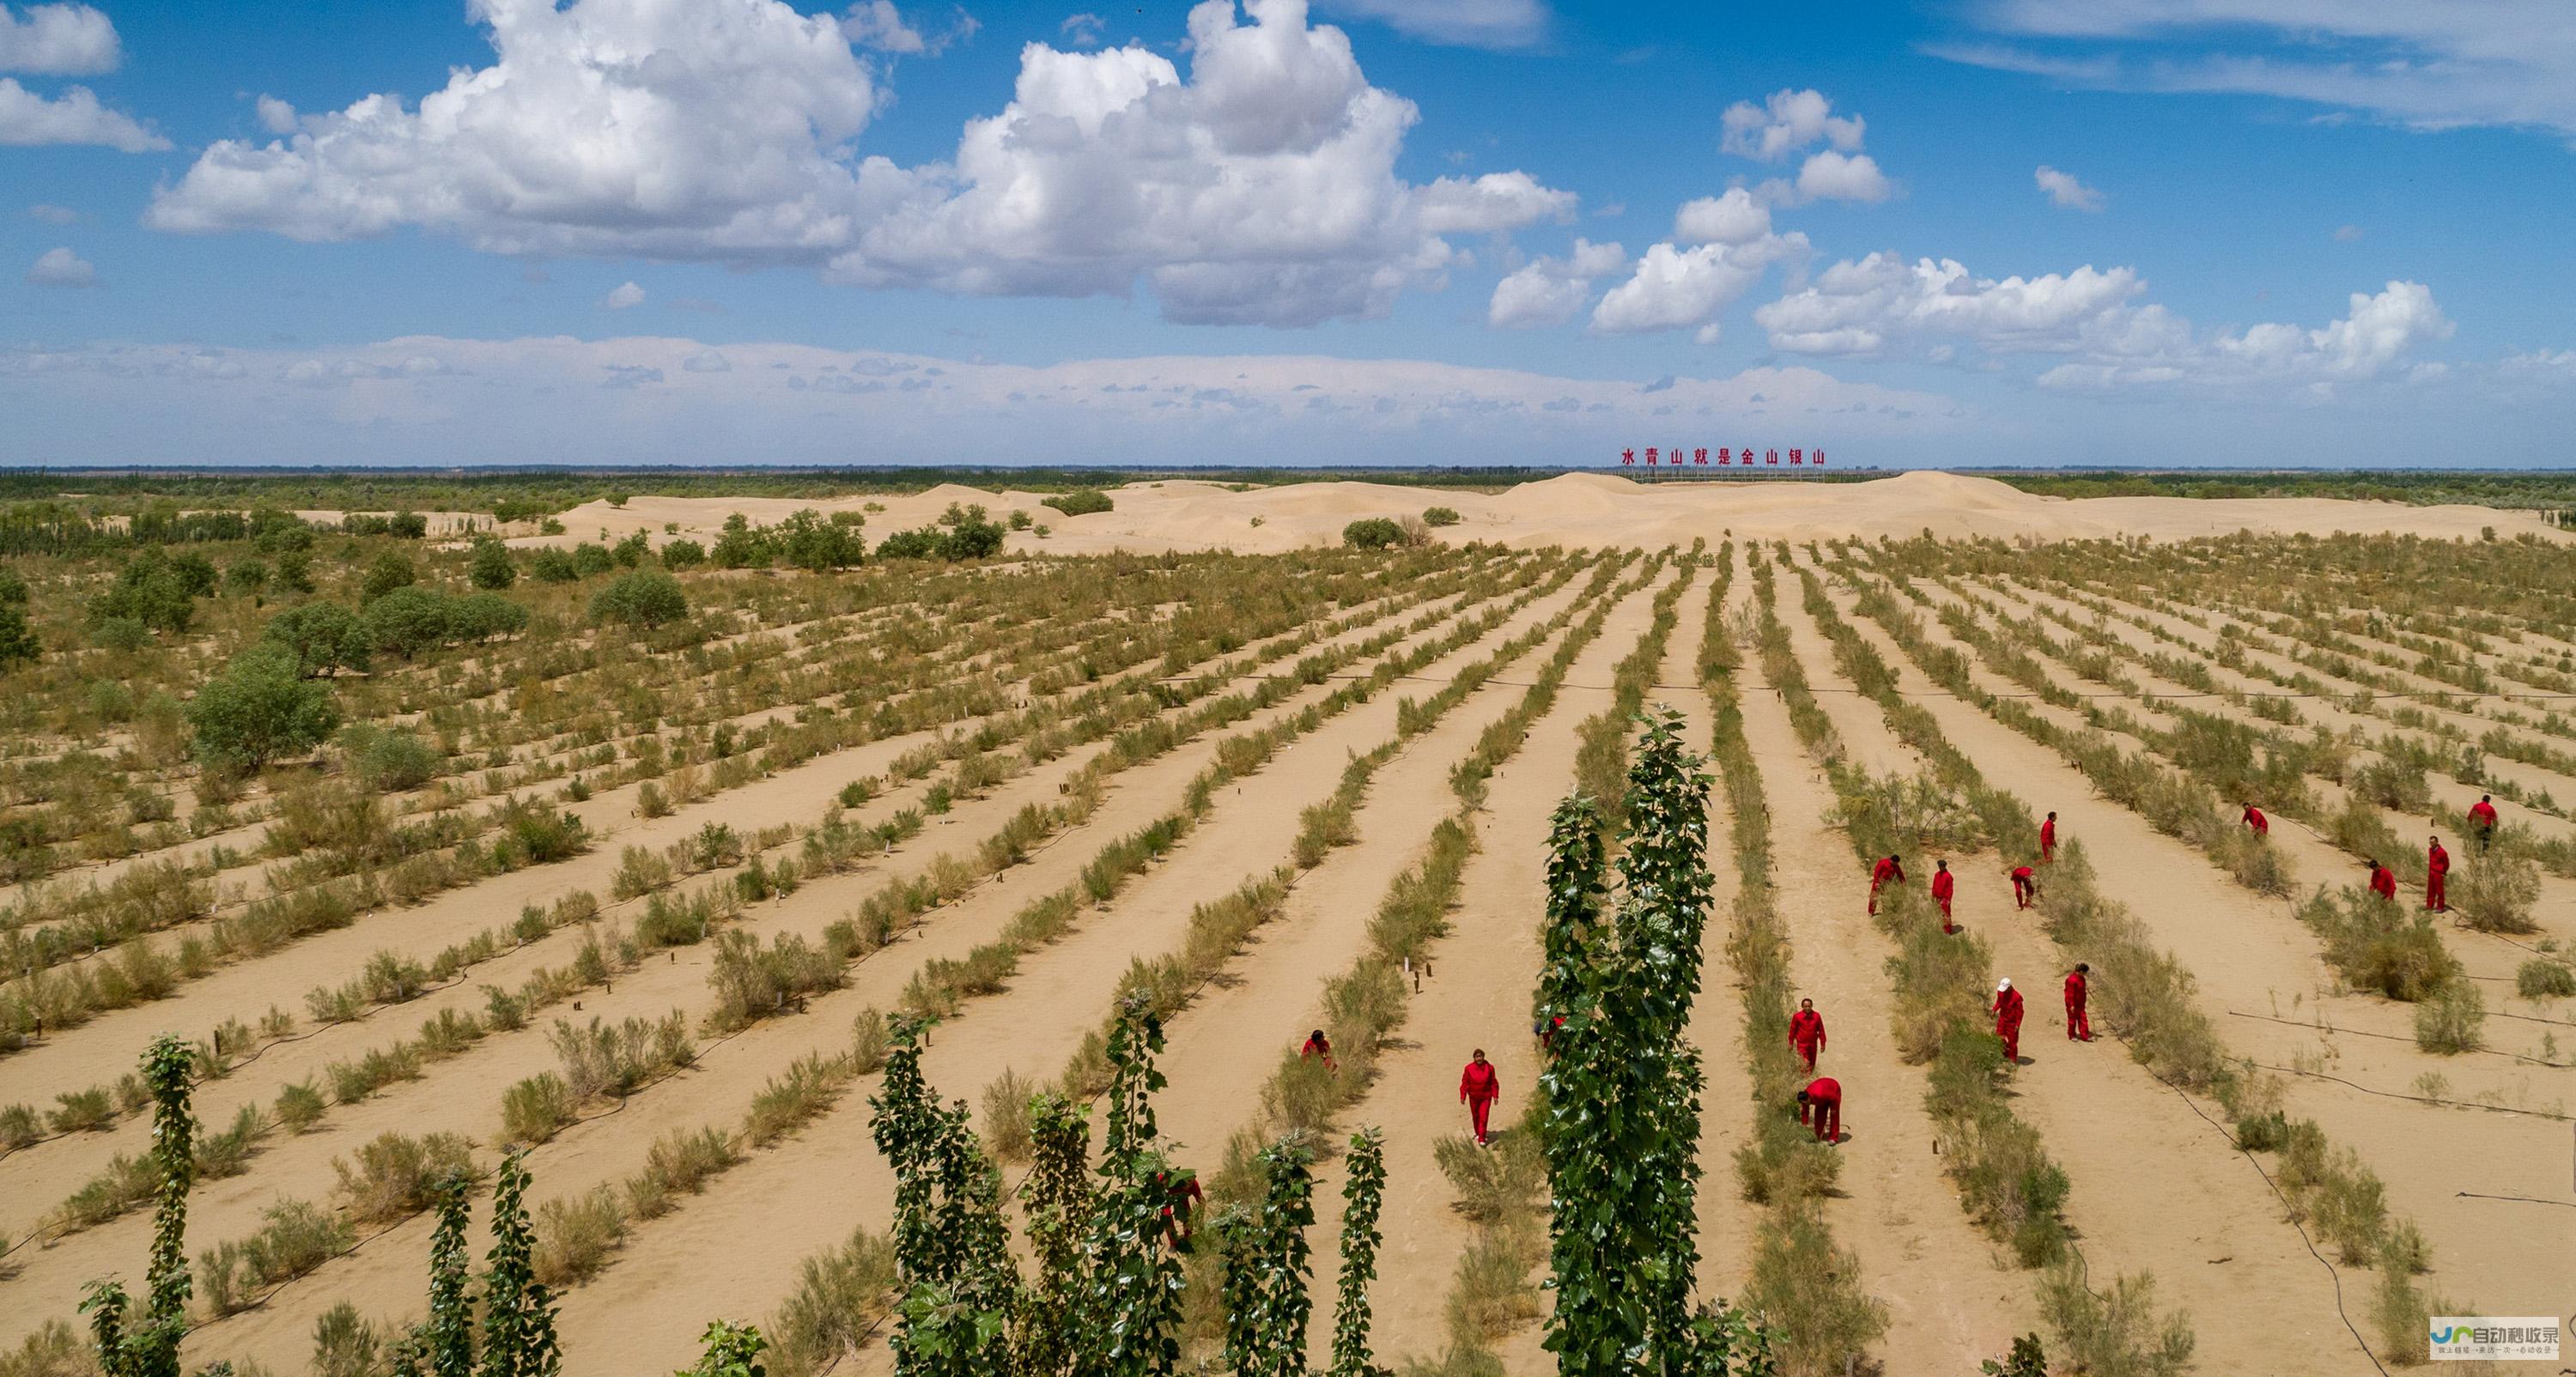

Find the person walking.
[
  {"left": 1868, "top": 853, "right": 1905, "bottom": 916},
  {"left": 1789, "top": 998, "right": 1827, "bottom": 1071},
  {"left": 1460, "top": 1049, "right": 1501, "bottom": 1147},
  {"left": 1796, "top": 1077, "right": 1843, "bottom": 1144},
  {"left": 2426, "top": 836, "right": 2451, "bottom": 913},
  {"left": 1992, "top": 979, "right": 2026, "bottom": 1063},
  {"left": 2064, "top": 963, "right": 2092, "bottom": 1042},
  {"left": 2039, "top": 811, "right": 2057, "bottom": 864},
  {"left": 2468, "top": 795, "right": 2498, "bottom": 852},
  {"left": 1932, "top": 859, "right": 1958, "bottom": 934}
]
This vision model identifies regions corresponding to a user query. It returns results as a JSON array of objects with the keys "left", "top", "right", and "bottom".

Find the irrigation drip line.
[
  {"left": 2130, "top": 1045, "right": 2391, "bottom": 1376},
  {"left": 2226, "top": 1009, "right": 2575, "bottom": 1068},
  {"left": 2244, "top": 1061, "right": 2574, "bottom": 1121},
  {"left": 2454, "top": 1191, "right": 2576, "bottom": 1209}
]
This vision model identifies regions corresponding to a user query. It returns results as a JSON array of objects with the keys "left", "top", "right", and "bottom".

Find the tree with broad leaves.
[{"left": 80, "top": 1034, "right": 195, "bottom": 1377}]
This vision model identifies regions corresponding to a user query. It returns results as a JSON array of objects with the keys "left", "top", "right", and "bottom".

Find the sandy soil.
[
  {"left": 21, "top": 473, "right": 2576, "bottom": 1377},
  {"left": 518, "top": 475, "right": 2573, "bottom": 559}
]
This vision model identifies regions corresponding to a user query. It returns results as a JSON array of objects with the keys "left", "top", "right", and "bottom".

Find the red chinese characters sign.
[{"left": 1618, "top": 446, "right": 1825, "bottom": 467}]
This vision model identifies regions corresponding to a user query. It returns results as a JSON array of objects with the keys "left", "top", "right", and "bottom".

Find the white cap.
[{"left": 1996, "top": 979, "right": 2012, "bottom": 992}]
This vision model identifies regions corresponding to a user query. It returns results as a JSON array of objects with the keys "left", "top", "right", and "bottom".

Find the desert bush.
[
  {"left": 745, "top": 1053, "right": 854, "bottom": 1148},
  {"left": 197, "top": 1198, "right": 353, "bottom": 1316},
  {"left": 1041, "top": 488, "right": 1114, "bottom": 517},
  {"left": 48, "top": 1086, "right": 112, "bottom": 1133},
  {"left": 334, "top": 1131, "right": 478, "bottom": 1223},
  {"left": 591, "top": 569, "right": 688, "bottom": 628},
  {"left": 850, "top": 1009, "right": 890, "bottom": 1074},
  {"left": 706, "top": 929, "right": 840, "bottom": 1031},
  {"left": 550, "top": 1010, "right": 693, "bottom": 1100},
  {"left": 2038, "top": 1263, "right": 2195, "bottom": 1377},
  {"left": 2517, "top": 959, "right": 2576, "bottom": 999},
  {"left": 1342, "top": 519, "right": 1405, "bottom": 550},
  {"left": 2293, "top": 888, "right": 2458, "bottom": 1000},
  {"left": 2411, "top": 979, "right": 2485, "bottom": 1053},
  {"left": 502, "top": 1073, "right": 576, "bottom": 1145},
  {"left": 312, "top": 1302, "right": 386, "bottom": 1377},
  {"left": 275, "top": 1081, "right": 326, "bottom": 1133},
  {"left": 766, "top": 1226, "right": 899, "bottom": 1377},
  {"left": 192, "top": 1103, "right": 267, "bottom": 1179},
  {"left": 1423, "top": 506, "right": 1462, "bottom": 527},
  {"left": 628, "top": 1126, "right": 738, "bottom": 1219},
  {"left": 977, "top": 1070, "right": 1036, "bottom": 1164},
  {"left": 1744, "top": 1201, "right": 1887, "bottom": 1375},
  {"left": 534, "top": 1185, "right": 627, "bottom": 1285},
  {"left": 2451, "top": 853, "right": 2540, "bottom": 933}
]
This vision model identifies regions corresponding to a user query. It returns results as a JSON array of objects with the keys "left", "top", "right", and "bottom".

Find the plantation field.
[{"left": 1, "top": 477, "right": 2570, "bottom": 1377}]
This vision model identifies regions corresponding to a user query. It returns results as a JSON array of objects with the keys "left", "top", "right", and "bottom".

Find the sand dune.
[{"left": 516, "top": 472, "right": 2567, "bottom": 557}]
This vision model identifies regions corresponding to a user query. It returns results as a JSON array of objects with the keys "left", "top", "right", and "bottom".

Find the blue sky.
[{"left": 4, "top": 0, "right": 2573, "bottom": 468}]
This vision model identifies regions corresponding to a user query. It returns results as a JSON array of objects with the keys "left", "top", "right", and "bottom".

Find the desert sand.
[{"left": 520, "top": 472, "right": 2569, "bottom": 556}]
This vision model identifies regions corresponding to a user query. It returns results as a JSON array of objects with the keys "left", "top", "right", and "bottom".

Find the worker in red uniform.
[
  {"left": 1868, "top": 853, "right": 1905, "bottom": 915},
  {"left": 1795, "top": 1077, "right": 1842, "bottom": 1144},
  {"left": 2468, "top": 795, "right": 2498, "bottom": 852},
  {"left": 1789, "top": 998, "right": 1826, "bottom": 1071},
  {"left": 1300, "top": 1028, "right": 1336, "bottom": 1071},
  {"left": 2426, "top": 836, "right": 2450, "bottom": 913},
  {"left": 2009, "top": 863, "right": 2038, "bottom": 910},
  {"left": 2039, "top": 811, "right": 2057, "bottom": 864},
  {"left": 2242, "top": 803, "right": 2269, "bottom": 837},
  {"left": 2366, "top": 858, "right": 2397, "bottom": 903},
  {"left": 1992, "top": 978, "right": 2025, "bottom": 1063},
  {"left": 1460, "top": 1049, "right": 1501, "bottom": 1147},
  {"left": 2064, "top": 963, "right": 2092, "bottom": 1041},
  {"left": 1931, "top": 859, "right": 1957, "bottom": 933},
  {"left": 1151, "top": 1159, "right": 1204, "bottom": 1252}
]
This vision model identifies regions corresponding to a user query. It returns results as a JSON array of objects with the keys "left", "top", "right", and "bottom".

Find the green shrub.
[
  {"left": 1342, "top": 519, "right": 1404, "bottom": 550},
  {"left": 333, "top": 1131, "right": 479, "bottom": 1223},
  {"left": 2516, "top": 959, "right": 2576, "bottom": 999},
  {"left": 590, "top": 569, "right": 689, "bottom": 628},
  {"left": 2411, "top": 979, "right": 2484, "bottom": 1053},
  {"left": 502, "top": 1073, "right": 575, "bottom": 1145},
  {"left": 534, "top": 1185, "right": 627, "bottom": 1285},
  {"left": 1042, "top": 488, "right": 1115, "bottom": 518},
  {"left": 1421, "top": 506, "right": 1462, "bottom": 527}
]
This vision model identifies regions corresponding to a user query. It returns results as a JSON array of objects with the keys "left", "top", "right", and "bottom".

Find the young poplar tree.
[
  {"left": 481, "top": 1150, "right": 562, "bottom": 1377},
  {"left": 1217, "top": 1137, "right": 1316, "bottom": 1377},
  {"left": 80, "top": 1033, "right": 196, "bottom": 1377},
  {"left": 871, "top": 1018, "right": 1020, "bottom": 1376},
  {"left": 1327, "top": 1128, "right": 1388, "bottom": 1377},
  {"left": 391, "top": 1172, "right": 475, "bottom": 1377},
  {"left": 1541, "top": 711, "right": 1773, "bottom": 1375},
  {"left": 1082, "top": 997, "right": 1186, "bottom": 1377},
  {"left": 1012, "top": 1092, "right": 1094, "bottom": 1374}
]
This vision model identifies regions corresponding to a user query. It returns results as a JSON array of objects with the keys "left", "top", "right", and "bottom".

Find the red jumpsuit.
[
  {"left": 1992, "top": 986, "right": 2026, "bottom": 1062},
  {"left": 1799, "top": 1077, "right": 1842, "bottom": 1143},
  {"left": 2426, "top": 842, "right": 2450, "bottom": 912},
  {"left": 1788, "top": 1009, "right": 1826, "bottom": 1071},
  {"left": 2242, "top": 805, "right": 2268, "bottom": 836},
  {"left": 2368, "top": 865, "right": 2397, "bottom": 902},
  {"left": 1460, "top": 1059, "right": 1500, "bottom": 1144},
  {"left": 2010, "top": 865, "right": 2037, "bottom": 910},
  {"left": 1868, "top": 856, "right": 1905, "bottom": 915},
  {"left": 2038, "top": 817, "right": 2056, "bottom": 863},
  {"left": 2468, "top": 799, "right": 2498, "bottom": 847},
  {"left": 1301, "top": 1034, "right": 1336, "bottom": 1071},
  {"left": 1931, "top": 868, "right": 1957, "bottom": 932},
  {"left": 2063, "top": 970, "right": 2090, "bottom": 1041}
]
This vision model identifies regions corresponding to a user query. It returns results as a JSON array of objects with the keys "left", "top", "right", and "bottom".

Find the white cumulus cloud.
[
  {"left": 841, "top": 1, "right": 977, "bottom": 55},
  {"left": 145, "top": 0, "right": 1570, "bottom": 329},
  {"left": 1789, "top": 149, "right": 1893, "bottom": 203},
  {"left": 27, "top": 202, "right": 76, "bottom": 222},
  {"left": 0, "top": 76, "right": 165, "bottom": 149},
  {"left": 0, "top": 3, "right": 118, "bottom": 75},
  {"left": 1757, "top": 253, "right": 2146, "bottom": 357},
  {"left": 1486, "top": 237, "right": 1624, "bottom": 328},
  {"left": 1672, "top": 188, "right": 1769, "bottom": 245},
  {"left": 1720, "top": 88, "right": 1863, "bottom": 161},
  {"left": 600, "top": 281, "right": 646, "bottom": 309},
  {"left": 2034, "top": 164, "right": 2104, "bottom": 211},
  {"left": 26, "top": 245, "right": 94, "bottom": 286},
  {"left": 1590, "top": 232, "right": 1807, "bottom": 336}
]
